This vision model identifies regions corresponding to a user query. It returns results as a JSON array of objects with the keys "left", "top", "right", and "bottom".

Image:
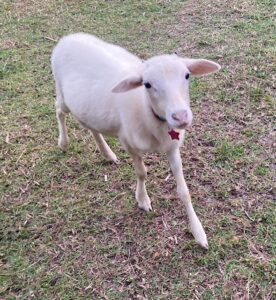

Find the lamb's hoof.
[
  {"left": 190, "top": 221, "right": 208, "bottom": 250},
  {"left": 58, "top": 139, "right": 68, "bottom": 152},
  {"left": 105, "top": 152, "right": 118, "bottom": 164},
  {"left": 138, "top": 201, "right": 152, "bottom": 212},
  {"left": 196, "top": 239, "right": 209, "bottom": 250},
  {"left": 111, "top": 156, "right": 119, "bottom": 164}
]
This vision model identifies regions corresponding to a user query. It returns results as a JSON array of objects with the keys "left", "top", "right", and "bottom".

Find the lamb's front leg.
[
  {"left": 131, "top": 154, "right": 152, "bottom": 212},
  {"left": 167, "top": 149, "right": 208, "bottom": 249}
]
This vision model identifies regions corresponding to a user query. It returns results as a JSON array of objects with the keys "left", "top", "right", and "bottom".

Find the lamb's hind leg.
[
  {"left": 56, "top": 108, "right": 69, "bottom": 151},
  {"left": 55, "top": 82, "right": 69, "bottom": 151},
  {"left": 92, "top": 131, "right": 118, "bottom": 163}
]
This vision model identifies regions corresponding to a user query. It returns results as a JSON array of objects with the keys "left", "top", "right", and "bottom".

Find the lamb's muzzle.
[{"left": 171, "top": 110, "right": 190, "bottom": 128}]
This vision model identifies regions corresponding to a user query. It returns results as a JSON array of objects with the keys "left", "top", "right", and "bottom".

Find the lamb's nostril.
[
  {"left": 180, "top": 122, "right": 188, "bottom": 128},
  {"left": 172, "top": 110, "right": 188, "bottom": 122},
  {"left": 172, "top": 112, "right": 180, "bottom": 121}
]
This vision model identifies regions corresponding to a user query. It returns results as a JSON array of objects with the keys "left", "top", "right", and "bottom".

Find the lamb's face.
[
  {"left": 143, "top": 55, "right": 193, "bottom": 129},
  {"left": 112, "top": 54, "right": 220, "bottom": 130}
]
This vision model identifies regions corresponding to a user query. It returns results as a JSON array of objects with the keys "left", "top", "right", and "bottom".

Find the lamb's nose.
[{"left": 172, "top": 110, "right": 188, "bottom": 123}]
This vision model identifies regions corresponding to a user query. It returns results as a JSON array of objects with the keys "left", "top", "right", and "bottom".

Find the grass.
[{"left": 1, "top": 0, "right": 275, "bottom": 299}]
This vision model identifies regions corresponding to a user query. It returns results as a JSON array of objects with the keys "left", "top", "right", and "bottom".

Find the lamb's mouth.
[{"left": 176, "top": 122, "right": 191, "bottom": 130}]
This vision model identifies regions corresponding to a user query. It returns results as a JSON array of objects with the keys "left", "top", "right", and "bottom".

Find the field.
[{"left": 1, "top": 0, "right": 275, "bottom": 299}]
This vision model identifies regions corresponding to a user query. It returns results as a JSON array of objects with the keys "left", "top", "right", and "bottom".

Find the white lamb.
[{"left": 51, "top": 33, "right": 221, "bottom": 249}]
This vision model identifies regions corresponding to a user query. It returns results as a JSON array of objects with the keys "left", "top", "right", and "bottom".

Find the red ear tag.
[{"left": 168, "top": 129, "right": 179, "bottom": 140}]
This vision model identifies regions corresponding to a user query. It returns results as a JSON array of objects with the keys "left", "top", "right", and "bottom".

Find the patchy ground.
[{"left": 0, "top": 0, "right": 275, "bottom": 299}]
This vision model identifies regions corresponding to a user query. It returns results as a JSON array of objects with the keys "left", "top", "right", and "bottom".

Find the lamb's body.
[
  {"left": 51, "top": 33, "right": 221, "bottom": 249},
  {"left": 52, "top": 33, "right": 183, "bottom": 154}
]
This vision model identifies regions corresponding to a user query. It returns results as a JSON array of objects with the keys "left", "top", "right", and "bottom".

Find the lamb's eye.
[
  {"left": 144, "top": 82, "right": 151, "bottom": 89},
  {"left": 185, "top": 73, "right": 190, "bottom": 80}
]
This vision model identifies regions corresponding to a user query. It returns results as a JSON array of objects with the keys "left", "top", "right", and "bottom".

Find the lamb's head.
[{"left": 112, "top": 55, "right": 220, "bottom": 129}]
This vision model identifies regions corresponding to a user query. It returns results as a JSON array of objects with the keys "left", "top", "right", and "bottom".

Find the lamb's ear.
[
  {"left": 112, "top": 75, "right": 143, "bottom": 93},
  {"left": 184, "top": 59, "right": 221, "bottom": 76}
]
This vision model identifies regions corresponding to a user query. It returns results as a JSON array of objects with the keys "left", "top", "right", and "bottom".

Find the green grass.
[{"left": 1, "top": 0, "right": 275, "bottom": 299}]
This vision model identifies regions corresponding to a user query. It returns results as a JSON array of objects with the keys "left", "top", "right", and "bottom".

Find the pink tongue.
[{"left": 168, "top": 128, "right": 179, "bottom": 140}]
